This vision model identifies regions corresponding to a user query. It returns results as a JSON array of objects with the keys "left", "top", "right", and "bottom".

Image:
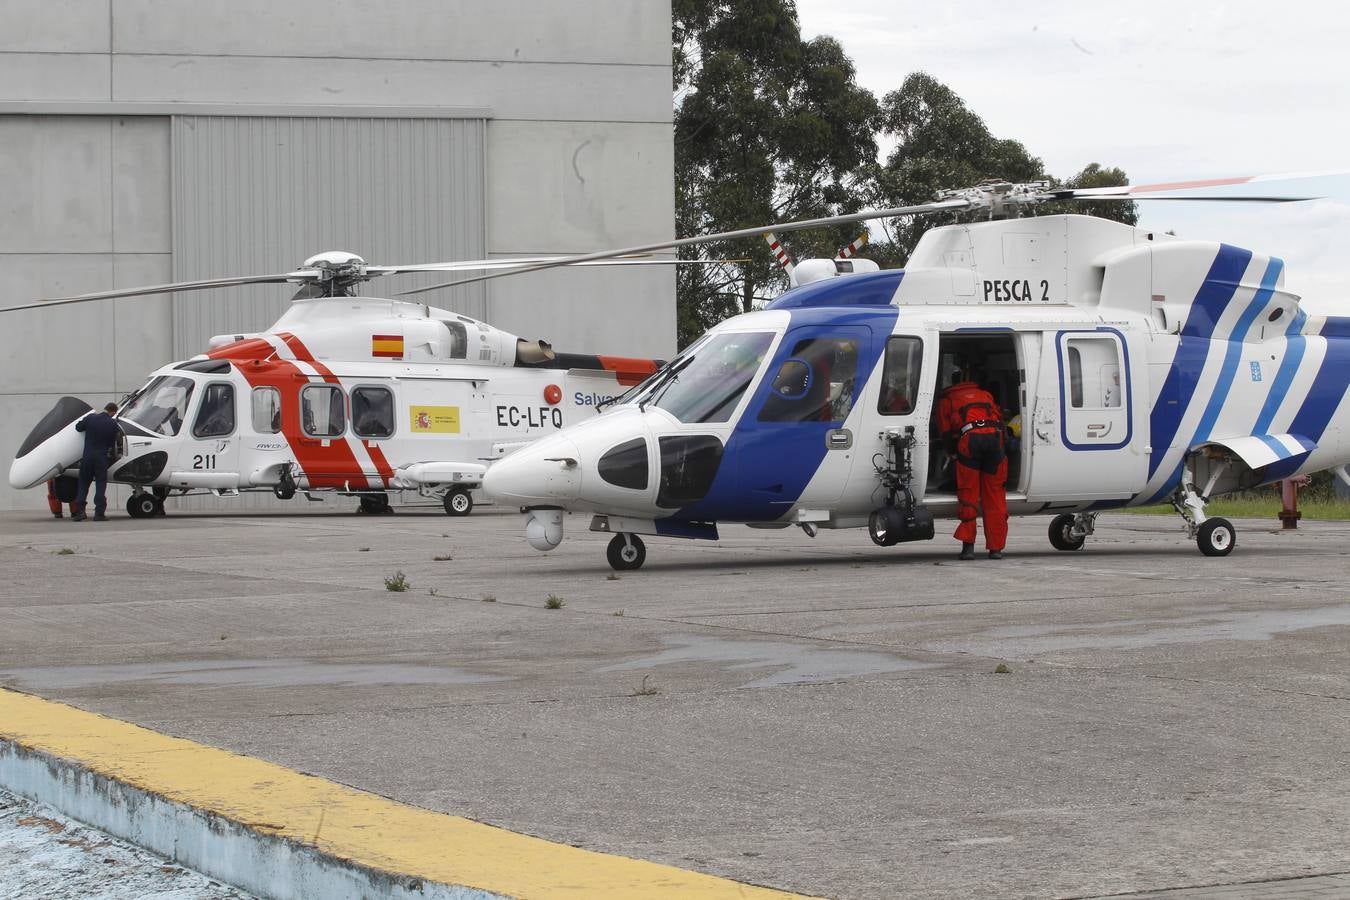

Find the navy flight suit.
[{"left": 73, "top": 409, "right": 120, "bottom": 520}]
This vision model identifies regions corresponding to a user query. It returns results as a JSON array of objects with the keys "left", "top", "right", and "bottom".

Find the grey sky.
[{"left": 794, "top": 1, "right": 1350, "bottom": 309}]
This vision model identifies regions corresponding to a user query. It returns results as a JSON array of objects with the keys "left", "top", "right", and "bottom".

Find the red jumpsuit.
[
  {"left": 936, "top": 381, "right": 1008, "bottom": 551},
  {"left": 46, "top": 479, "right": 76, "bottom": 518}
]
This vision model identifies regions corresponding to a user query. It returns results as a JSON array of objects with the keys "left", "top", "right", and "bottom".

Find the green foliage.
[
  {"left": 864, "top": 72, "right": 1137, "bottom": 263},
  {"left": 674, "top": 15, "right": 1141, "bottom": 340},
  {"left": 544, "top": 594, "right": 565, "bottom": 610},
  {"left": 383, "top": 571, "right": 409, "bottom": 592},
  {"left": 674, "top": 0, "right": 879, "bottom": 345}
]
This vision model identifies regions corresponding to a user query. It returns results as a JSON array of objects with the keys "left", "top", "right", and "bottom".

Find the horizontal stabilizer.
[{"left": 1203, "top": 433, "right": 1317, "bottom": 470}]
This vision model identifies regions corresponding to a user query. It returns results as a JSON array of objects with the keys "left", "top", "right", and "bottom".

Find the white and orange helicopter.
[
  {"left": 464, "top": 174, "right": 1350, "bottom": 569},
  {"left": 6, "top": 251, "right": 671, "bottom": 518}
]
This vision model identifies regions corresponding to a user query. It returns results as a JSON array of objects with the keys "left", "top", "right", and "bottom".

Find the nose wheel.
[
  {"left": 443, "top": 487, "right": 474, "bottom": 517},
  {"left": 606, "top": 533, "right": 646, "bottom": 571},
  {"left": 126, "top": 493, "right": 158, "bottom": 519}
]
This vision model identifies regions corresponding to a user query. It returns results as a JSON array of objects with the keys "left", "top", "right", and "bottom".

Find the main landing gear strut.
[
  {"left": 1048, "top": 512, "right": 1097, "bottom": 552},
  {"left": 1171, "top": 454, "right": 1236, "bottom": 557}
]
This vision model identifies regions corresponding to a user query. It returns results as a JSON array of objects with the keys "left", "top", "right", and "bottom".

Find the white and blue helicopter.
[{"left": 469, "top": 176, "right": 1350, "bottom": 569}]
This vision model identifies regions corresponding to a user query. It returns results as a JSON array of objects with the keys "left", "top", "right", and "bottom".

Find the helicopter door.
[
  {"left": 180, "top": 381, "right": 241, "bottom": 488},
  {"left": 1026, "top": 329, "right": 1146, "bottom": 500},
  {"left": 734, "top": 325, "right": 871, "bottom": 513}
]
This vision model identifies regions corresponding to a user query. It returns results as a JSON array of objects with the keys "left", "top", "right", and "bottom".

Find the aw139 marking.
[{"left": 8, "top": 251, "right": 663, "bottom": 517}]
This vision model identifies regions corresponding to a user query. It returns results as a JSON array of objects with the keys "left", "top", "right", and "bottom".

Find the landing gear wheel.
[
  {"left": 1048, "top": 514, "right": 1086, "bottom": 551},
  {"left": 606, "top": 533, "right": 646, "bottom": 571},
  {"left": 443, "top": 488, "right": 473, "bottom": 517},
  {"left": 358, "top": 493, "right": 391, "bottom": 515},
  {"left": 152, "top": 497, "right": 166, "bottom": 517},
  {"left": 1197, "top": 517, "right": 1235, "bottom": 557},
  {"left": 126, "top": 494, "right": 157, "bottom": 519}
]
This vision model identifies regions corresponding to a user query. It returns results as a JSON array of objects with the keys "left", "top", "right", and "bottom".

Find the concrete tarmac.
[{"left": 2, "top": 506, "right": 1349, "bottom": 899}]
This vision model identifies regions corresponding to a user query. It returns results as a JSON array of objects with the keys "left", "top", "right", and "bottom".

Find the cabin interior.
[{"left": 929, "top": 333, "right": 1024, "bottom": 493}]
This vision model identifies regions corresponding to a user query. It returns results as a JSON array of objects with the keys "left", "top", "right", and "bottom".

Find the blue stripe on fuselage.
[
  {"left": 672, "top": 304, "right": 901, "bottom": 522},
  {"left": 767, "top": 270, "right": 905, "bottom": 310},
  {"left": 1189, "top": 258, "right": 1282, "bottom": 446},
  {"left": 1252, "top": 305, "right": 1310, "bottom": 436},
  {"left": 1261, "top": 326, "right": 1350, "bottom": 480},
  {"left": 1147, "top": 244, "right": 1253, "bottom": 480}
]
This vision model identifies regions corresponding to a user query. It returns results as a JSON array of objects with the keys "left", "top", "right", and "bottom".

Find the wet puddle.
[
  {"left": 596, "top": 635, "right": 935, "bottom": 688},
  {"left": 923, "top": 605, "right": 1350, "bottom": 657},
  {"left": 0, "top": 658, "right": 510, "bottom": 689}
]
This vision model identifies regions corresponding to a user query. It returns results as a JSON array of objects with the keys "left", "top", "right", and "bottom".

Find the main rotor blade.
[
  {"left": 398, "top": 197, "right": 975, "bottom": 295},
  {"left": 0, "top": 272, "right": 317, "bottom": 313},
  {"left": 370, "top": 253, "right": 663, "bottom": 275},
  {"left": 1054, "top": 169, "right": 1348, "bottom": 202},
  {"left": 396, "top": 258, "right": 751, "bottom": 295}
]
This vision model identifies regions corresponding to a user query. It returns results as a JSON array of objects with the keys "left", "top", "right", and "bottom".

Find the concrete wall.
[{"left": 0, "top": 0, "right": 674, "bottom": 511}]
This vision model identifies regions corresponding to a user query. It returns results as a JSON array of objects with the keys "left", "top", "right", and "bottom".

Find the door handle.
[{"left": 826, "top": 428, "right": 853, "bottom": 450}]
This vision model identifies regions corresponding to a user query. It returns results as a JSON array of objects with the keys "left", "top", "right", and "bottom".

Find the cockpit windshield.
[
  {"left": 633, "top": 331, "right": 776, "bottom": 424},
  {"left": 121, "top": 375, "right": 195, "bottom": 436}
]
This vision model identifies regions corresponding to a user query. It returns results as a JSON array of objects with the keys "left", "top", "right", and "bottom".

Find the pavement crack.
[{"left": 1065, "top": 868, "right": 1350, "bottom": 898}]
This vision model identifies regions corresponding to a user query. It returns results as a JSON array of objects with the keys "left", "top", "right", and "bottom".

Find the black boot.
[{"left": 958, "top": 542, "right": 975, "bottom": 560}]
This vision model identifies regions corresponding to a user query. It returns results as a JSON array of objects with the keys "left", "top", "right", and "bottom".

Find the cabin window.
[
  {"left": 192, "top": 383, "right": 235, "bottom": 438},
  {"left": 656, "top": 435, "right": 724, "bottom": 508},
  {"left": 878, "top": 336, "right": 923, "bottom": 416},
  {"left": 1066, "top": 338, "right": 1122, "bottom": 409},
  {"left": 122, "top": 375, "right": 194, "bottom": 436},
  {"left": 598, "top": 438, "right": 649, "bottom": 490},
  {"left": 252, "top": 387, "right": 281, "bottom": 434},
  {"left": 302, "top": 385, "right": 346, "bottom": 437},
  {"left": 759, "top": 337, "right": 860, "bottom": 423},
  {"left": 352, "top": 386, "right": 395, "bottom": 438}
]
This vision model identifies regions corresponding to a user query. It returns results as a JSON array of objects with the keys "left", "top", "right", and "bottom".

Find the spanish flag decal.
[{"left": 372, "top": 334, "right": 404, "bottom": 359}]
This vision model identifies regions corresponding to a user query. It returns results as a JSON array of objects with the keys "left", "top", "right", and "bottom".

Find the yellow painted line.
[{"left": 0, "top": 688, "right": 818, "bottom": 899}]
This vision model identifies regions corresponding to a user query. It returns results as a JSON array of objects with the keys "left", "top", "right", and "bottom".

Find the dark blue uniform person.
[{"left": 73, "top": 403, "right": 121, "bottom": 522}]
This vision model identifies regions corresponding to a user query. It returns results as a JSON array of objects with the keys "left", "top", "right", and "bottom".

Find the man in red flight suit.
[{"left": 936, "top": 367, "right": 1008, "bottom": 560}]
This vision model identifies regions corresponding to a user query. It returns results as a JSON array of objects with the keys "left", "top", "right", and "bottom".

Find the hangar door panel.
[
  {"left": 170, "top": 115, "right": 486, "bottom": 509},
  {"left": 171, "top": 115, "right": 487, "bottom": 360}
]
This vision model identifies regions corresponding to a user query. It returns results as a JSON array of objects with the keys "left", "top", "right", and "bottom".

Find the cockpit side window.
[
  {"left": 302, "top": 384, "right": 346, "bottom": 437},
  {"left": 252, "top": 387, "right": 282, "bottom": 434},
  {"left": 122, "top": 375, "right": 195, "bottom": 436},
  {"left": 352, "top": 386, "right": 395, "bottom": 438},
  {"left": 192, "top": 383, "right": 235, "bottom": 438},
  {"left": 758, "top": 337, "right": 860, "bottom": 423}
]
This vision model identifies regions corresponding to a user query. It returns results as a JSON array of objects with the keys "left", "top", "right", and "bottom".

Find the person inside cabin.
[{"left": 936, "top": 364, "right": 1008, "bottom": 560}]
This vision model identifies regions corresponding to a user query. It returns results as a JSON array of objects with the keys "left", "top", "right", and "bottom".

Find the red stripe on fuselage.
[
  {"left": 207, "top": 338, "right": 279, "bottom": 361},
  {"left": 219, "top": 334, "right": 376, "bottom": 490},
  {"left": 277, "top": 333, "right": 394, "bottom": 486}
]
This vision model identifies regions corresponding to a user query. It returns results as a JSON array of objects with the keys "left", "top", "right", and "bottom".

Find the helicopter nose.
[
  {"left": 9, "top": 397, "right": 93, "bottom": 489},
  {"left": 483, "top": 438, "right": 582, "bottom": 507}
]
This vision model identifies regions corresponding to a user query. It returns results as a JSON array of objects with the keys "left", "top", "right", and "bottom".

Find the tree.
[
  {"left": 674, "top": 0, "right": 879, "bottom": 346},
  {"left": 864, "top": 73, "right": 1137, "bottom": 265}
]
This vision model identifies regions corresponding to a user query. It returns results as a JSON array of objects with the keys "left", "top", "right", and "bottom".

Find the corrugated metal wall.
[
  {"left": 171, "top": 115, "right": 487, "bottom": 360},
  {"left": 169, "top": 115, "right": 486, "bottom": 509}
]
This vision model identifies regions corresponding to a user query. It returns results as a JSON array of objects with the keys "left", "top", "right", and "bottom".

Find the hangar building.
[{"left": 0, "top": 0, "right": 675, "bottom": 511}]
